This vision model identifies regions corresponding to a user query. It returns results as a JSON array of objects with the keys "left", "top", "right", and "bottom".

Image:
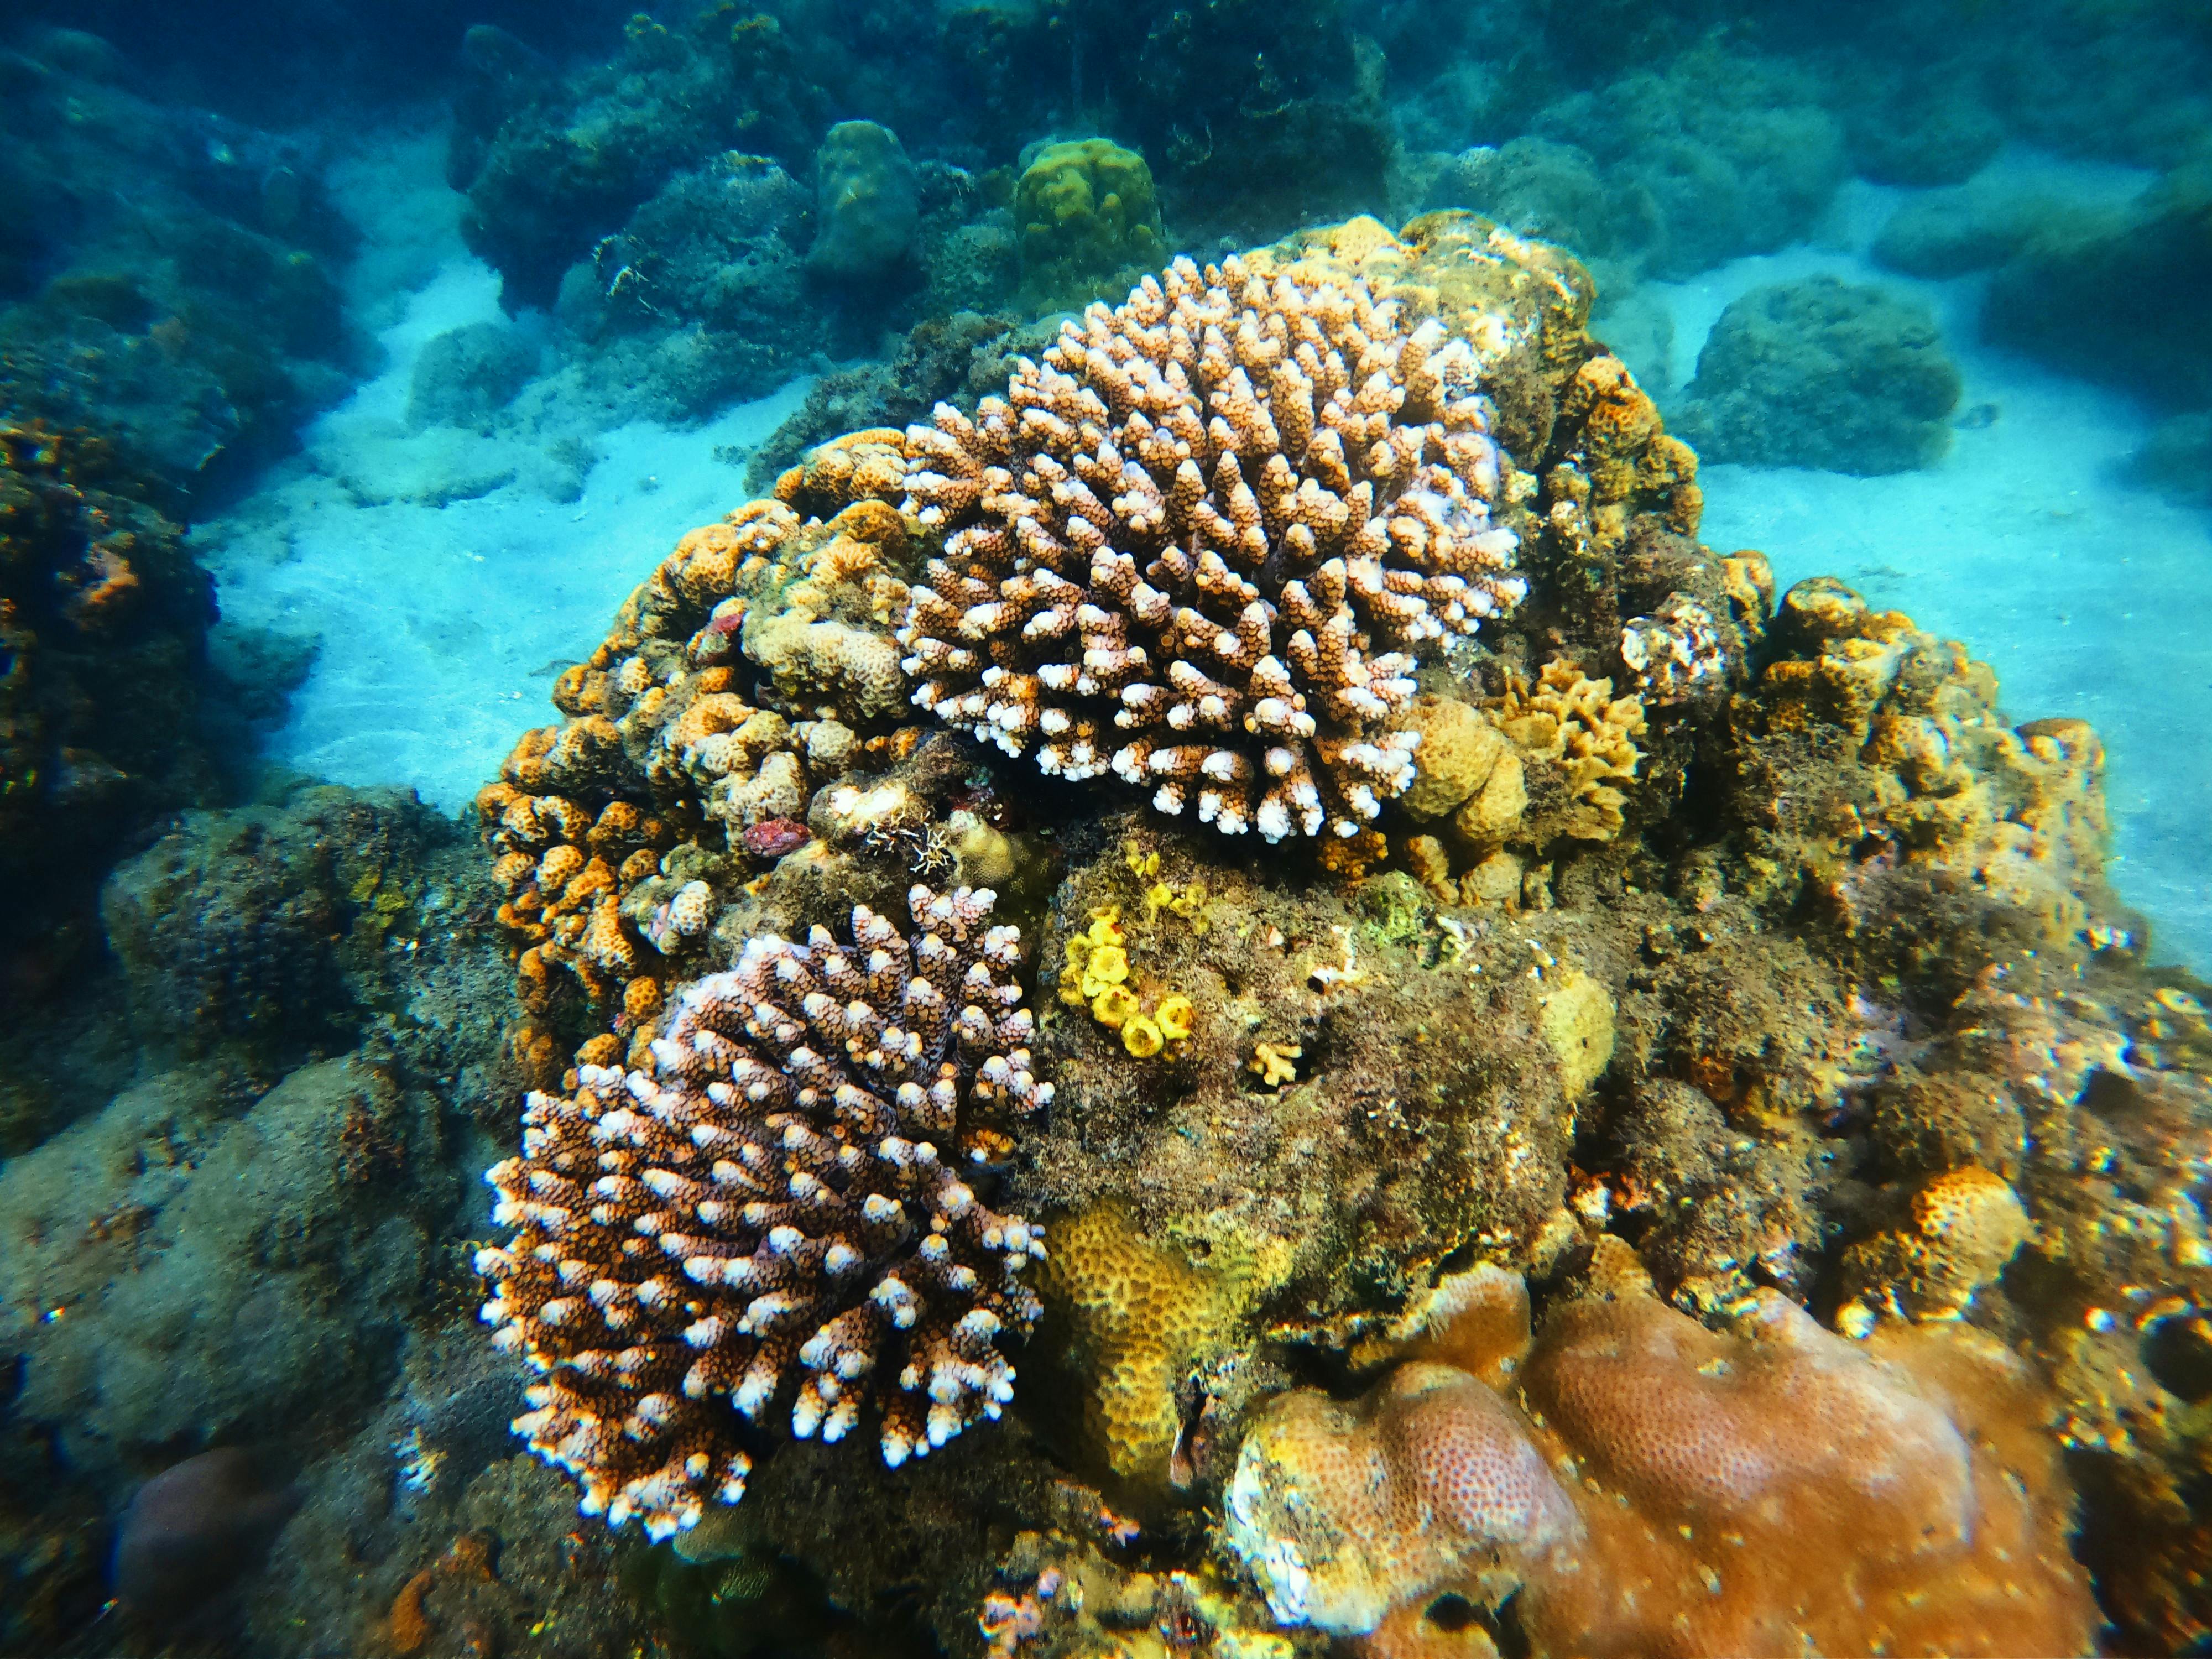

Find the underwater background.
[{"left": 3, "top": 0, "right": 2211, "bottom": 1654}]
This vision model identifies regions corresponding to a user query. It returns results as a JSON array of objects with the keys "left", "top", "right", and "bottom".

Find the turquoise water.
[{"left": 5, "top": 5, "right": 2211, "bottom": 1655}]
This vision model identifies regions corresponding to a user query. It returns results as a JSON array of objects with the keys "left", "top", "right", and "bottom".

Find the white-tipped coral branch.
[
  {"left": 477, "top": 884, "right": 1052, "bottom": 1539},
  {"left": 896, "top": 254, "right": 1525, "bottom": 841}
]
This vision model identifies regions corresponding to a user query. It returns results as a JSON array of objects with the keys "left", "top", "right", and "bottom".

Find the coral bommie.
[
  {"left": 476, "top": 884, "right": 1053, "bottom": 1538},
  {"left": 896, "top": 254, "right": 1525, "bottom": 842}
]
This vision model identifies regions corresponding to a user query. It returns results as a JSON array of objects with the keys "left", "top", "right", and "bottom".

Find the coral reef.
[
  {"left": 0, "top": 34, "right": 355, "bottom": 499},
  {"left": 1409, "top": 139, "right": 1657, "bottom": 277},
  {"left": 1870, "top": 174, "right": 2068, "bottom": 279},
  {"left": 4, "top": 181, "right": 2194, "bottom": 1654},
  {"left": 1067, "top": 0, "right": 1392, "bottom": 240},
  {"left": 1227, "top": 1254, "right": 2098, "bottom": 1657},
  {"left": 1530, "top": 48, "right": 1846, "bottom": 279},
  {"left": 477, "top": 885, "right": 1052, "bottom": 1538},
  {"left": 0, "top": 422, "right": 214, "bottom": 930},
  {"left": 477, "top": 495, "right": 937, "bottom": 1046},
  {"left": 898, "top": 252, "right": 1527, "bottom": 841},
  {"left": 549, "top": 151, "right": 823, "bottom": 423},
  {"left": 405, "top": 320, "right": 540, "bottom": 431},
  {"left": 3, "top": 1057, "right": 451, "bottom": 1469},
  {"left": 450, "top": 14, "right": 783, "bottom": 310},
  {"left": 433, "top": 210, "right": 2212, "bottom": 1659},
  {"left": 1672, "top": 276, "right": 1964, "bottom": 475},
  {"left": 744, "top": 310, "right": 1045, "bottom": 497},
  {"left": 1728, "top": 576, "right": 2111, "bottom": 978}
]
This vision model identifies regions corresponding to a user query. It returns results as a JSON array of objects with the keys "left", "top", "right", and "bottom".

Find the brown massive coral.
[
  {"left": 896, "top": 253, "right": 1528, "bottom": 841},
  {"left": 1226, "top": 1255, "right": 2098, "bottom": 1658},
  {"left": 476, "top": 884, "right": 1052, "bottom": 1539}
]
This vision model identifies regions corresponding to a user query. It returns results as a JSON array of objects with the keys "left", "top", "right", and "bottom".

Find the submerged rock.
[
  {"left": 1672, "top": 275, "right": 1963, "bottom": 473},
  {"left": 1983, "top": 156, "right": 2212, "bottom": 409},
  {"left": 807, "top": 121, "right": 921, "bottom": 284}
]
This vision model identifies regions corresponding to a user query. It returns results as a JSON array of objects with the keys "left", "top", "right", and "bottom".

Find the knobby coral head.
[
  {"left": 476, "top": 884, "right": 1053, "bottom": 1540},
  {"left": 896, "top": 253, "right": 1525, "bottom": 843}
]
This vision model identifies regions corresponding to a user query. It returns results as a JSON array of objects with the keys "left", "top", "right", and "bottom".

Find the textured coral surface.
[
  {"left": 477, "top": 885, "right": 1051, "bottom": 1538},
  {"left": 899, "top": 254, "right": 1526, "bottom": 841},
  {"left": 1228, "top": 1258, "right": 2098, "bottom": 1658}
]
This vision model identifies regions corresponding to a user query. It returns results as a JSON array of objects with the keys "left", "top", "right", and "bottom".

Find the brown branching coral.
[
  {"left": 896, "top": 254, "right": 1526, "bottom": 842},
  {"left": 477, "top": 884, "right": 1053, "bottom": 1540}
]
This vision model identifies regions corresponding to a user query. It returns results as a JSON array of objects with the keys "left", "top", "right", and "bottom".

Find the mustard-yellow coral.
[
  {"left": 1059, "top": 904, "right": 1194, "bottom": 1057},
  {"left": 1040, "top": 1204, "right": 1286, "bottom": 1491},
  {"left": 1493, "top": 659, "right": 1646, "bottom": 841},
  {"left": 1013, "top": 138, "right": 1167, "bottom": 307}
]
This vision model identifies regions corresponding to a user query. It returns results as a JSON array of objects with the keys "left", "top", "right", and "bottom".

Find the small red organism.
[{"left": 742, "top": 817, "right": 811, "bottom": 859}]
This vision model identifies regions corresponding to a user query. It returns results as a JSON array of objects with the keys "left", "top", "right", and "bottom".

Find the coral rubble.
[{"left": 476, "top": 884, "right": 1052, "bottom": 1538}]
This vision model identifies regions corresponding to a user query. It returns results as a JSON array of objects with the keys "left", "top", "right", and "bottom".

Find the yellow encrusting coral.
[
  {"left": 1040, "top": 1203, "right": 1288, "bottom": 1491},
  {"left": 1058, "top": 904, "right": 1199, "bottom": 1058}
]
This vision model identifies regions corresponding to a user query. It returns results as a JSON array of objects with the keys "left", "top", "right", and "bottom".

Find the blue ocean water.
[{"left": 5, "top": 3, "right": 2211, "bottom": 1654}]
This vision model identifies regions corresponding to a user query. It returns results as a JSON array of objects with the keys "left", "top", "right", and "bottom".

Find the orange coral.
[{"left": 1227, "top": 1254, "right": 2096, "bottom": 1658}]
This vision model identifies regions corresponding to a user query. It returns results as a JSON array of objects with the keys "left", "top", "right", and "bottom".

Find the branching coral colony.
[
  {"left": 896, "top": 254, "right": 1526, "bottom": 841},
  {"left": 477, "top": 885, "right": 1051, "bottom": 1538}
]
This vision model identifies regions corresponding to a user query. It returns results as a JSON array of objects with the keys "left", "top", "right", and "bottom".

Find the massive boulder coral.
[
  {"left": 896, "top": 253, "right": 1528, "bottom": 841},
  {"left": 1672, "top": 275, "right": 1964, "bottom": 474},
  {"left": 1011, "top": 139, "right": 1168, "bottom": 311},
  {"left": 476, "top": 884, "right": 1052, "bottom": 1540},
  {"left": 1226, "top": 1255, "right": 2098, "bottom": 1657}
]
